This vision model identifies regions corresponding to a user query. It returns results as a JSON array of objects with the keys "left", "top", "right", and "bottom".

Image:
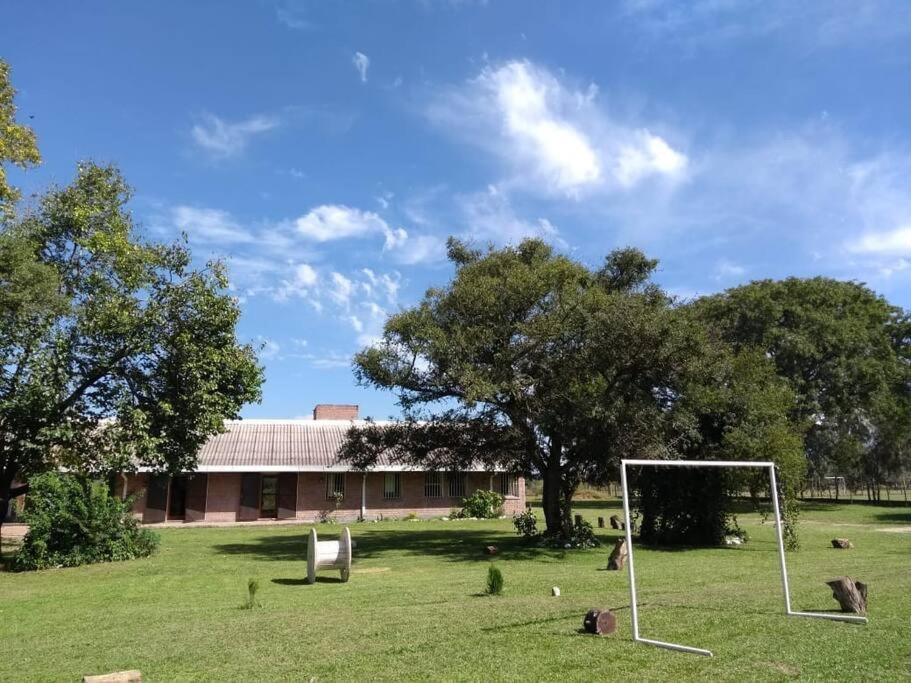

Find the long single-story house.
[{"left": 119, "top": 404, "right": 526, "bottom": 524}]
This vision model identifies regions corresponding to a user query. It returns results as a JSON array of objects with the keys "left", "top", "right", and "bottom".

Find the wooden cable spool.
[{"left": 307, "top": 526, "right": 352, "bottom": 584}]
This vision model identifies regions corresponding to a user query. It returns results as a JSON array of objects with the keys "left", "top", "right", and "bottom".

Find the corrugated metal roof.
[{"left": 196, "top": 419, "right": 398, "bottom": 471}]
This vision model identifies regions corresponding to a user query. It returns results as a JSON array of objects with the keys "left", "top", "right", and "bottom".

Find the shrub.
[
  {"left": 541, "top": 517, "right": 600, "bottom": 549},
  {"left": 14, "top": 472, "right": 159, "bottom": 571},
  {"left": 512, "top": 509, "right": 538, "bottom": 538},
  {"left": 486, "top": 565, "right": 504, "bottom": 595},
  {"left": 453, "top": 489, "right": 504, "bottom": 519}
]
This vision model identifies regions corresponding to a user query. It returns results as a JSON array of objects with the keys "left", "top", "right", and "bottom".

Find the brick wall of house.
[
  {"left": 124, "top": 469, "right": 525, "bottom": 524},
  {"left": 312, "top": 404, "right": 359, "bottom": 420},
  {"left": 206, "top": 473, "right": 242, "bottom": 522}
]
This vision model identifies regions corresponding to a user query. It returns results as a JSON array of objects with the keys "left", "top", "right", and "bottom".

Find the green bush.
[
  {"left": 454, "top": 489, "right": 504, "bottom": 519},
  {"left": 486, "top": 565, "right": 504, "bottom": 595},
  {"left": 13, "top": 472, "right": 159, "bottom": 571},
  {"left": 512, "top": 509, "right": 538, "bottom": 538},
  {"left": 541, "top": 517, "right": 600, "bottom": 549}
]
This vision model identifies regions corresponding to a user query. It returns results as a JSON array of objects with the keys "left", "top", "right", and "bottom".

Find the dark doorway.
[{"left": 168, "top": 475, "right": 187, "bottom": 520}]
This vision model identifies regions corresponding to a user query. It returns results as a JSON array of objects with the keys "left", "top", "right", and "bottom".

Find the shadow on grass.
[
  {"left": 213, "top": 527, "right": 580, "bottom": 564},
  {"left": 872, "top": 508, "right": 911, "bottom": 523}
]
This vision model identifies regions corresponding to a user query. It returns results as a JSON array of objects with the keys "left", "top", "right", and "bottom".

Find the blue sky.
[{"left": 3, "top": 1, "right": 911, "bottom": 419}]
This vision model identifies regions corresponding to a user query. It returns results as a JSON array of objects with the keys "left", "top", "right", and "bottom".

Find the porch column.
[{"left": 360, "top": 472, "right": 367, "bottom": 521}]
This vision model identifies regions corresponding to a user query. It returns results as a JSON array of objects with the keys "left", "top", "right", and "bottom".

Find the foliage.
[
  {"left": 541, "top": 517, "right": 600, "bottom": 549},
  {"left": 693, "top": 278, "right": 911, "bottom": 499},
  {"left": 0, "top": 60, "right": 41, "bottom": 219},
  {"left": 341, "top": 238, "right": 803, "bottom": 546},
  {"left": 452, "top": 489, "right": 504, "bottom": 519},
  {"left": 12, "top": 472, "right": 158, "bottom": 571},
  {"left": 512, "top": 509, "right": 538, "bottom": 538},
  {"left": 0, "top": 63, "right": 263, "bottom": 535},
  {"left": 485, "top": 565, "right": 504, "bottom": 595},
  {"left": 0, "top": 162, "right": 263, "bottom": 528},
  {"left": 241, "top": 578, "right": 262, "bottom": 610}
]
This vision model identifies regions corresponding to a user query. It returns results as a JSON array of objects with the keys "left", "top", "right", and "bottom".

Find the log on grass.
[
  {"left": 582, "top": 609, "right": 617, "bottom": 635},
  {"left": 831, "top": 538, "right": 854, "bottom": 549},
  {"left": 82, "top": 672, "right": 142, "bottom": 683},
  {"left": 607, "top": 538, "right": 628, "bottom": 570},
  {"left": 826, "top": 576, "right": 867, "bottom": 614}
]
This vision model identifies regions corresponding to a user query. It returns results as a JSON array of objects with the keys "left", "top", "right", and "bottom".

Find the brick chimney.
[{"left": 313, "top": 404, "right": 359, "bottom": 420}]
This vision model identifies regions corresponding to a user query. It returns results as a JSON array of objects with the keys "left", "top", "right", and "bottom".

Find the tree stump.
[
  {"left": 831, "top": 538, "right": 854, "bottom": 549},
  {"left": 583, "top": 609, "right": 617, "bottom": 635},
  {"left": 826, "top": 577, "right": 867, "bottom": 614},
  {"left": 597, "top": 516, "right": 605, "bottom": 528},
  {"left": 607, "top": 538, "right": 628, "bottom": 570},
  {"left": 609, "top": 514, "right": 621, "bottom": 530},
  {"left": 574, "top": 514, "right": 583, "bottom": 526},
  {"left": 484, "top": 545, "right": 498, "bottom": 556}
]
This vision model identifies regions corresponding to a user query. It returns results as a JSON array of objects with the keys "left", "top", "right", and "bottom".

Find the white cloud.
[
  {"left": 172, "top": 206, "right": 253, "bottom": 243},
  {"left": 328, "top": 272, "right": 355, "bottom": 306},
  {"left": 459, "top": 184, "right": 562, "bottom": 244},
  {"left": 292, "top": 204, "right": 444, "bottom": 264},
  {"left": 714, "top": 259, "right": 746, "bottom": 281},
  {"left": 849, "top": 225, "right": 911, "bottom": 256},
  {"left": 295, "top": 205, "right": 388, "bottom": 242},
  {"left": 428, "top": 60, "right": 687, "bottom": 197},
  {"left": 191, "top": 113, "right": 278, "bottom": 158},
  {"left": 353, "top": 52, "right": 370, "bottom": 83},
  {"left": 616, "top": 131, "right": 688, "bottom": 188}
]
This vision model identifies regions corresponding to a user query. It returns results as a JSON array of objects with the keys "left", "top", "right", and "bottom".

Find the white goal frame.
[{"left": 620, "top": 459, "right": 867, "bottom": 658}]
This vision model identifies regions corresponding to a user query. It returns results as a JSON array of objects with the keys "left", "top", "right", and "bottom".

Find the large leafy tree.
[
  {"left": 694, "top": 278, "right": 911, "bottom": 498},
  {"left": 342, "top": 239, "right": 802, "bottom": 541},
  {"left": 0, "top": 159, "right": 263, "bottom": 538}
]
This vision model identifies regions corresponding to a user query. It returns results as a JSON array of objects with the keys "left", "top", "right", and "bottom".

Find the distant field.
[{"left": 2, "top": 501, "right": 909, "bottom": 681}]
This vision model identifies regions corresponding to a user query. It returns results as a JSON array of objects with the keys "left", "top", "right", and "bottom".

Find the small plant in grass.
[
  {"left": 241, "top": 578, "right": 262, "bottom": 609},
  {"left": 404, "top": 511, "right": 419, "bottom": 521},
  {"left": 512, "top": 509, "right": 538, "bottom": 538},
  {"left": 486, "top": 565, "right": 504, "bottom": 595},
  {"left": 452, "top": 490, "right": 504, "bottom": 519}
]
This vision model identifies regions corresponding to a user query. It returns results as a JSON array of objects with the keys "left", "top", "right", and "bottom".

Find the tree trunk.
[
  {"left": 540, "top": 434, "right": 573, "bottom": 540},
  {"left": 826, "top": 577, "right": 867, "bottom": 614}
]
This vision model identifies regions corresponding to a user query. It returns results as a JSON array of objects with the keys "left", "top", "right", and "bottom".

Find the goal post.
[{"left": 619, "top": 459, "right": 867, "bottom": 658}]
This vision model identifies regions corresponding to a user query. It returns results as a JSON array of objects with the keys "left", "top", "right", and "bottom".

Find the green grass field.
[{"left": 2, "top": 501, "right": 909, "bottom": 682}]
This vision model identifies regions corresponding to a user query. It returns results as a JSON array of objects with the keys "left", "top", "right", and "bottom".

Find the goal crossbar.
[{"left": 619, "top": 459, "right": 867, "bottom": 658}]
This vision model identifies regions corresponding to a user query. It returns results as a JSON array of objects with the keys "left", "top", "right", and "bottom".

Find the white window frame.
[
  {"left": 383, "top": 472, "right": 401, "bottom": 500},
  {"left": 620, "top": 459, "right": 868, "bottom": 658}
]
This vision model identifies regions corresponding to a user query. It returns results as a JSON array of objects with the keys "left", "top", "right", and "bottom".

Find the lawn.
[{"left": 1, "top": 501, "right": 909, "bottom": 682}]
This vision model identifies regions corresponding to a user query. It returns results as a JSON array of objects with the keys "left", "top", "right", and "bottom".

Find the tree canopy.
[
  {"left": 342, "top": 238, "right": 803, "bottom": 542},
  {"left": 0, "top": 61, "right": 263, "bottom": 534},
  {"left": 694, "top": 278, "right": 911, "bottom": 498}
]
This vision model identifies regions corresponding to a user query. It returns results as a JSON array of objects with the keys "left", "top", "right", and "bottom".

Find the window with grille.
[
  {"left": 383, "top": 472, "right": 401, "bottom": 499},
  {"left": 498, "top": 473, "right": 519, "bottom": 497},
  {"left": 326, "top": 472, "right": 345, "bottom": 500},
  {"left": 424, "top": 472, "right": 442, "bottom": 498},
  {"left": 448, "top": 472, "right": 466, "bottom": 498},
  {"left": 260, "top": 474, "right": 278, "bottom": 518}
]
